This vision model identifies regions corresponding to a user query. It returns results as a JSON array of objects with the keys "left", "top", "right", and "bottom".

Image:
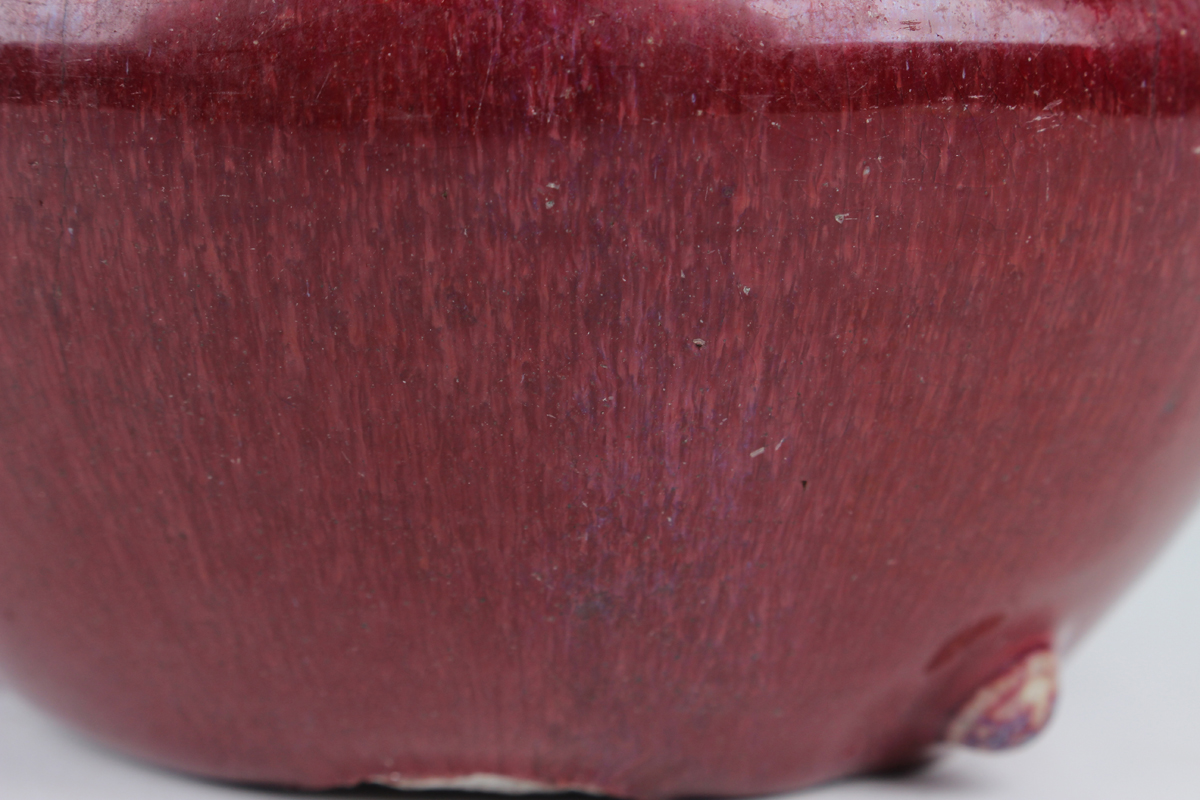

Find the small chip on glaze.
[{"left": 946, "top": 648, "right": 1058, "bottom": 750}]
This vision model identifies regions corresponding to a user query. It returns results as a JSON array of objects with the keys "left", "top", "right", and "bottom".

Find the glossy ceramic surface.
[{"left": 3, "top": 1, "right": 1200, "bottom": 797}]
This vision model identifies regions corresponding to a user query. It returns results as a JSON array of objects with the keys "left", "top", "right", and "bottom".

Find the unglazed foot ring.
[
  {"left": 369, "top": 772, "right": 605, "bottom": 795},
  {"left": 946, "top": 648, "right": 1058, "bottom": 750}
]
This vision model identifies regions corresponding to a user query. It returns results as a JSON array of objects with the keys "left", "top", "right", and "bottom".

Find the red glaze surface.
[{"left": 4, "top": 1, "right": 1200, "bottom": 796}]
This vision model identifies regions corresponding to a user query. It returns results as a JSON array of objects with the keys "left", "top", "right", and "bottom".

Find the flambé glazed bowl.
[{"left": 3, "top": 0, "right": 1200, "bottom": 796}]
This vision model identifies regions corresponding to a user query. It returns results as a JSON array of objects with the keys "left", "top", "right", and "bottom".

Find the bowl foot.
[{"left": 946, "top": 648, "right": 1058, "bottom": 750}]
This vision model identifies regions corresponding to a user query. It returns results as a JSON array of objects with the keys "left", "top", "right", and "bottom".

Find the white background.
[{"left": 3, "top": 508, "right": 1199, "bottom": 800}]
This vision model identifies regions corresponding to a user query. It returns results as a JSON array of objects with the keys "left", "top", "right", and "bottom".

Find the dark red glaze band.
[{"left": 3, "top": 1, "right": 1200, "bottom": 797}]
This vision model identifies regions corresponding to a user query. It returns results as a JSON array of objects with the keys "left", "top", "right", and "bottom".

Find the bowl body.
[{"left": 4, "top": 1, "right": 1200, "bottom": 797}]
